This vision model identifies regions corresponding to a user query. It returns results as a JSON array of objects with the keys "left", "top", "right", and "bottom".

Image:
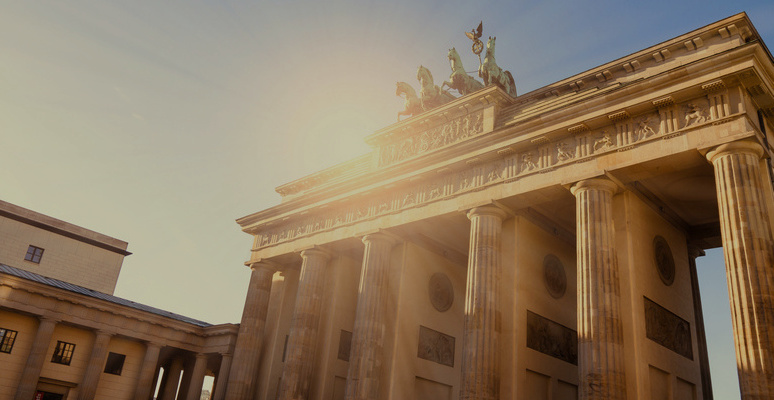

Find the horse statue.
[
  {"left": 479, "top": 37, "right": 517, "bottom": 97},
  {"left": 417, "top": 65, "right": 455, "bottom": 111},
  {"left": 442, "top": 47, "right": 484, "bottom": 95},
  {"left": 396, "top": 81, "right": 422, "bottom": 121}
]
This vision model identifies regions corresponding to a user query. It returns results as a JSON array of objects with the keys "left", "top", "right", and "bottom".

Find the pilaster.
[
  {"left": 706, "top": 140, "right": 774, "bottom": 400},
  {"left": 571, "top": 178, "right": 627, "bottom": 400}
]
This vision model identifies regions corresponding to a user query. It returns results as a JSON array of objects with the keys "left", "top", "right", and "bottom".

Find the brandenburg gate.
[{"left": 226, "top": 13, "right": 774, "bottom": 400}]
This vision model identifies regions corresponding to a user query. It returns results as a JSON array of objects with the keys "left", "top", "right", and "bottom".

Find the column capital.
[
  {"left": 299, "top": 246, "right": 334, "bottom": 261},
  {"left": 361, "top": 230, "right": 401, "bottom": 247},
  {"left": 247, "top": 259, "right": 282, "bottom": 273},
  {"left": 570, "top": 177, "right": 619, "bottom": 196},
  {"left": 466, "top": 203, "right": 509, "bottom": 220},
  {"left": 94, "top": 329, "right": 114, "bottom": 336},
  {"left": 706, "top": 140, "right": 764, "bottom": 163},
  {"left": 144, "top": 341, "right": 162, "bottom": 350},
  {"left": 39, "top": 315, "right": 60, "bottom": 324}
]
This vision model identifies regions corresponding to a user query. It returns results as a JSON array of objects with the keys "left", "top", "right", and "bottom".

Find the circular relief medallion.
[
  {"left": 429, "top": 272, "right": 454, "bottom": 312},
  {"left": 653, "top": 235, "right": 675, "bottom": 286},
  {"left": 543, "top": 254, "right": 567, "bottom": 299}
]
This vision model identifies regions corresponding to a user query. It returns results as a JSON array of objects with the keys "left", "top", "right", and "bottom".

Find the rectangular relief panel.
[
  {"left": 644, "top": 297, "right": 693, "bottom": 359},
  {"left": 525, "top": 369, "right": 550, "bottom": 400},
  {"left": 332, "top": 376, "right": 346, "bottom": 400},
  {"left": 675, "top": 377, "right": 696, "bottom": 400},
  {"left": 556, "top": 380, "right": 578, "bottom": 400},
  {"left": 526, "top": 311, "right": 578, "bottom": 365},
  {"left": 649, "top": 365, "right": 670, "bottom": 400},
  {"left": 337, "top": 330, "right": 352, "bottom": 361},
  {"left": 414, "top": 376, "right": 452, "bottom": 400},
  {"left": 417, "top": 325, "right": 455, "bottom": 367}
]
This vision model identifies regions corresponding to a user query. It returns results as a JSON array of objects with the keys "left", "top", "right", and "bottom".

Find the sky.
[{"left": 2, "top": 1, "right": 773, "bottom": 398}]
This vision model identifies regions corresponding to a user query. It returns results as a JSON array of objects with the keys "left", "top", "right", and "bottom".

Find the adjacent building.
[
  {"left": 228, "top": 13, "right": 774, "bottom": 400},
  {"left": 0, "top": 200, "right": 238, "bottom": 399}
]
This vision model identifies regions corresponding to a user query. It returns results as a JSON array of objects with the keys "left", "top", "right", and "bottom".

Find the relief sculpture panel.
[
  {"left": 417, "top": 325, "right": 455, "bottom": 367},
  {"left": 378, "top": 112, "right": 484, "bottom": 167},
  {"left": 526, "top": 311, "right": 578, "bottom": 365},
  {"left": 644, "top": 297, "right": 693, "bottom": 359}
]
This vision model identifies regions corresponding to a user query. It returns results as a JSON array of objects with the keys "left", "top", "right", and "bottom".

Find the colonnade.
[
  {"left": 227, "top": 138, "right": 774, "bottom": 400},
  {"left": 12, "top": 317, "right": 230, "bottom": 400}
]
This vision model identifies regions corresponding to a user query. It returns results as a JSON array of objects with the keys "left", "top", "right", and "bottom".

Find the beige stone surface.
[{"left": 707, "top": 140, "right": 774, "bottom": 399}]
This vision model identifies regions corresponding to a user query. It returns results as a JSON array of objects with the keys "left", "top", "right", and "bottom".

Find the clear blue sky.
[{"left": 3, "top": 1, "right": 772, "bottom": 398}]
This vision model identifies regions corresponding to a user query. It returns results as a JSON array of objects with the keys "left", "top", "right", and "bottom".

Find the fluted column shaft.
[
  {"left": 571, "top": 178, "right": 627, "bottom": 400},
  {"left": 134, "top": 342, "right": 162, "bottom": 400},
  {"left": 225, "top": 262, "right": 278, "bottom": 400},
  {"left": 459, "top": 205, "right": 507, "bottom": 400},
  {"left": 278, "top": 248, "right": 332, "bottom": 400},
  {"left": 344, "top": 233, "right": 398, "bottom": 400},
  {"left": 212, "top": 353, "right": 232, "bottom": 400},
  {"left": 77, "top": 330, "right": 113, "bottom": 400},
  {"left": 15, "top": 317, "right": 58, "bottom": 400},
  {"left": 707, "top": 141, "right": 774, "bottom": 400},
  {"left": 185, "top": 353, "right": 209, "bottom": 400}
]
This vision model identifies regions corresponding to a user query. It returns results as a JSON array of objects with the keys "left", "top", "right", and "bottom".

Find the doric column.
[
  {"left": 225, "top": 261, "right": 279, "bottom": 400},
  {"left": 278, "top": 248, "right": 332, "bottom": 400},
  {"left": 212, "top": 353, "right": 232, "bottom": 400},
  {"left": 344, "top": 232, "right": 399, "bottom": 400},
  {"left": 77, "top": 330, "right": 113, "bottom": 400},
  {"left": 459, "top": 205, "right": 508, "bottom": 400},
  {"left": 707, "top": 140, "right": 774, "bottom": 399},
  {"left": 14, "top": 316, "right": 57, "bottom": 400},
  {"left": 185, "top": 353, "right": 209, "bottom": 400},
  {"left": 688, "top": 245, "right": 713, "bottom": 400},
  {"left": 160, "top": 358, "right": 184, "bottom": 400},
  {"left": 134, "top": 342, "right": 162, "bottom": 400},
  {"left": 571, "top": 178, "right": 627, "bottom": 400}
]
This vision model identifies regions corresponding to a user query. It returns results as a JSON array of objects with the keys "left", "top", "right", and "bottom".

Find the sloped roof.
[{"left": 0, "top": 263, "right": 211, "bottom": 328}]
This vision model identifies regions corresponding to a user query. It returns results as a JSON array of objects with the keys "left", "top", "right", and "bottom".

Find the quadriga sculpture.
[
  {"left": 396, "top": 81, "right": 422, "bottom": 121},
  {"left": 417, "top": 65, "right": 455, "bottom": 111},
  {"left": 479, "top": 37, "right": 517, "bottom": 97},
  {"left": 442, "top": 47, "right": 484, "bottom": 95}
]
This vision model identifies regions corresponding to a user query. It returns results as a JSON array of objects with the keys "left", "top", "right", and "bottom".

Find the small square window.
[
  {"left": 25, "top": 245, "right": 44, "bottom": 264},
  {"left": 0, "top": 328, "right": 18, "bottom": 353},
  {"left": 104, "top": 352, "right": 126, "bottom": 375},
  {"left": 51, "top": 341, "right": 75, "bottom": 365}
]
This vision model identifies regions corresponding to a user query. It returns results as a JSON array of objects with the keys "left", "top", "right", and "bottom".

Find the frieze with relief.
[
  {"left": 252, "top": 93, "right": 730, "bottom": 250},
  {"left": 378, "top": 112, "right": 484, "bottom": 167}
]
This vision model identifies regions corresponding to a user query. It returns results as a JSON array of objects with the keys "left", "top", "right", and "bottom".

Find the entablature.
[{"left": 237, "top": 13, "right": 774, "bottom": 257}]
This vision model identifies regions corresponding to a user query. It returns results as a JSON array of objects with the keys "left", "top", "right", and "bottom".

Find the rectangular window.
[
  {"left": 0, "top": 328, "right": 18, "bottom": 353},
  {"left": 24, "top": 245, "right": 44, "bottom": 264},
  {"left": 51, "top": 341, "right": 75, "bottom": 365},
  {"left": 104, "top": 352, "right": 126, "bottom": 375}
]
